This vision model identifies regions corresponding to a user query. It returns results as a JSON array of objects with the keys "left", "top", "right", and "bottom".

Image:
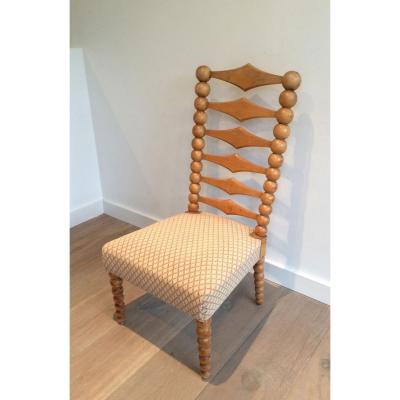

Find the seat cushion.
[{"left": 102, "top": 212, "right": 261, "bottom": 320}]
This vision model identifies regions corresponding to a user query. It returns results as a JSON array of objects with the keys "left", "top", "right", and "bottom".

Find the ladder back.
[{"left": 187, "top": 64, "right": 301, "bottom": 239}]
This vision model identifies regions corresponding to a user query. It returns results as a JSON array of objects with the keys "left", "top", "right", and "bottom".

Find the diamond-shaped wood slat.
[
  {"left": 211, "top": 63, "right": 282, "bottom": 91},
  {"left": 202, "top": 153, "right": 266, "bottom": 174},
  {"left": 206, "top": 126, "right": 271, "bottom": 149},
  {"left": 198, "top": 197, "right": 258, "bottom": 220},
  {"left": 208, "top": 98, "right": 276, "bottom": 121},
  {"left": 201, "top": 176, "right": 262, "bottom": 198}
]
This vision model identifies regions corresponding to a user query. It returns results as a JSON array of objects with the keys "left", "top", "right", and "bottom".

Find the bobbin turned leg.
[
  {"left": 196, "top": 318, "right": 212, "bottom": 380},
  {"left": 109, "top": 273, "right": 125, "bottom": 324},
  {"left": 254, "top": 260, "right": 265, "bottom": 305}
]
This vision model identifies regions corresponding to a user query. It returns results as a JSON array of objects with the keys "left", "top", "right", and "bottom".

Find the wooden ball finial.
[
  {"left": 196, "top": 65, "right": 211, "bottom": 82},
  {"left": 282, "top": 71, "right": 301, "bottom": 90}
]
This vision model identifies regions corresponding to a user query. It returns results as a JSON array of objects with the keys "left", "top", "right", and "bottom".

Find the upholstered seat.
[{"left": 103, "top": 212, "right": 261, "bottom": 320}]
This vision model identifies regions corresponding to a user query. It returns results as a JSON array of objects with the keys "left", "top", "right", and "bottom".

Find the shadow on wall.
[
  {"left": 202, "top": 81, "right": 314, "bottom": 287},
  {"left": 83, "top": 54, "right": 159, "bottom": 213}
]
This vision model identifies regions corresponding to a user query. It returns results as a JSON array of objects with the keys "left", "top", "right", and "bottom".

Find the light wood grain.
[
  {"left": 201, "top": 176, "right": 262, "bottom": 197},
  {"left": 202, "top": 153, "right": 266, "bottom": 174},
  {"left": 206, "top": 127, "right": 271, "bottom": 149},
  {"left": 71, "top": 215, "right": 329, "bottom": 400},
  {"left": 208, "top": 98, "right": 276, "bottom": 121},
  {"left": 198, "top": 196, "right": 258, "bottom": 220},
  {"left": 211, "top": 63, "right": 282, "bottom": 91}
]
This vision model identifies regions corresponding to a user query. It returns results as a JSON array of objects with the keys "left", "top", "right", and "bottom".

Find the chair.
[{"left": 102, "top": 64, "right": 301, "bottom": 380}]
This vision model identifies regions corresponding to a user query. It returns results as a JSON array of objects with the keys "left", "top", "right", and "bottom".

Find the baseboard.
[
  {"left": 70, "top": 199, "right": 103, "bottom": 227},
  {"left": 102, "top": 200, "right": 330, "bottom": 304},
  {"left": 103, "top": 199, "right": 158, "bottom": 227},
  {"left": 265, "top": 260, "right": 330, "bottom": 304}
]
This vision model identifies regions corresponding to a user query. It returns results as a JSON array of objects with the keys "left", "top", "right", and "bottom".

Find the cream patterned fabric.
[{"left": 102, "top": 212, "right": 261, "bottom": 320}]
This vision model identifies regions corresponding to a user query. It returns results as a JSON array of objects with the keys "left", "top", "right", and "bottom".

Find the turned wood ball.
[
  {"left": 273, "top": 124, "right": 290, "bottom": 139},
  {"left": 276, "top": 107, "right": 293, "bottom": 124},
  {"left": 193, "top": 111, "right": 207, "bottom": 125},
  {"left": 279, "top": 90, "right": 297, "bottom": 108},
  {"left": 282, "top": 71, "right": 301, "bottom": 90},
  {"left": 263, "top": 180, "right": 277, "bottom": 193},
  {"left": 196, "top": 65, "right": 211, "bottom": 82},
  {"left": 192, "top": 124, "right": 205, "bottom": 137},
  {"left": 271, "top": 139, "right": 287, "bottom": 154},
  {"left": 195, "top": 82, "right": 210, "bottom": 97},
  {"left": 194, "top": 97, "right": 209, "bottom": 111},
  {"left": 268, "top": 153, "right": 283, "bottom": 168}
]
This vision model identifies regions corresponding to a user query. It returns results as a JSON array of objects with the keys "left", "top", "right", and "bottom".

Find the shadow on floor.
[{"left": 122, "top": 274, "right": 290, "bottom": 384}]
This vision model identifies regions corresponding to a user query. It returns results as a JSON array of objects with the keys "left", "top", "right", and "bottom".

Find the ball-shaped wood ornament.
[
  {"left": 188, "top": 202, "right": 199, "bottom": 212},
  {"left": 193, "top": 111, "right": 207, "bottom": 125},
  {"left": 196, "top": 65, "right": 211, "bottom": 82},
  {"left": 191, "top": 161, "right": 202, "bottom": 173},
  {"left": 276, "top": 107, "right": 293, "bottom": 124},
  {"left": 279, "top": 90, "right": 297, "bottom": 108},
  {"left": 192, "top": 138, "right": 205, "bottom": 150},
  {"left": 260, "top": 193, "right": 274, "bottom": 206},
  {"left": 195, "top": 82, "right": 210, "bottom": 97},
  {"left": 273, "top": 124, "right": 290, "bottom": 139},
  {"left": 189, "top": 183, "right": 200, "bottom": 194},
  {"left": 259, "top": 203, "right": 272, "bottom": 216},
  {"left": 263, "top": 180, "right": 277, "bottom": 193},
  {"left": 192, "top": 124, "right": 205, "bottom": 137},
  {"left": 266, "top": 167, "right": 280, "bottom": 181},
  {"left": 271, "top": 139, "right": 287, "bottom": 154},
  {"left": 188, "top": 193, "right": 199, "bottom": 203},
  {"left": 254, "top": 225, "right": 266, "bottom": 237},
  {"left": 282, "top": 71, "right": 301, "bottom": 90},
  {"left": 191, "top": 150, "right": 202, "bottom": 161},
  {"left": 190, "top": 172, "right": 201, "bottom": 184},
  {"left": 268, "top": 153, "right": 283, "bottom": 168},
  {"left": 256, "top": 215, "right": 270, "bottom": 227},
  {"left": 194, "top": 97, "right": 208, "bottom": 111}
]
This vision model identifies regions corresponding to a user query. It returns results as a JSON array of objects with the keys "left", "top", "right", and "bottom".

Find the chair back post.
[{"left": 188, "top": 66, "right": 212, "bottom": 213}]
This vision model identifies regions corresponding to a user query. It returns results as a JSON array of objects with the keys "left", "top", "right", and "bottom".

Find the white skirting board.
[
  {"left": 70, "top": 199, "right": 103, "bottom": 227},
  {"left": 102, "top": 199, "right": 330, "bottom": 304}
]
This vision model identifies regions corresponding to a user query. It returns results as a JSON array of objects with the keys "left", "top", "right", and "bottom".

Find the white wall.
[
  {"left": 71, "top": 0, "right": 330, "bottom": 303},
  {"left": 70, "top": 48, "right": 103, "bottom": 226}
]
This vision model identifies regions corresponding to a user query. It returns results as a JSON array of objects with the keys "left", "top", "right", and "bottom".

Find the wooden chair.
[{"left": 102, "top": 64, "right": 301, "bottom": 380}]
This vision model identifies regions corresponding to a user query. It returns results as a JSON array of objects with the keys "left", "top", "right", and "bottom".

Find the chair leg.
[
  {"left": 254, "top": 259, "right": 264, "bottom": 305},
  {"left": 109, "top": 272, "right": 125, "bottom": 324},
  {"left": 196, "top": 318, "right": 212, "bottom": 380}
]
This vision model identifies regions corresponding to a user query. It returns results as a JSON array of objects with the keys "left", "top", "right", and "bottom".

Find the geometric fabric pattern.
[{"left": 102, "top": 212, "right": 262, "bottom": 320}]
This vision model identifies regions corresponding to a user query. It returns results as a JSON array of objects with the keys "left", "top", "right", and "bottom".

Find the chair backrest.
[{"left": 187, "top": 63, "right": 301, "bottom": 239}]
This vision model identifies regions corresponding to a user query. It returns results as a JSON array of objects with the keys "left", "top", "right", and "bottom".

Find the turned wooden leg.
[
  {"left": 254, "top": 259, "right": 265, "bottom": 305},
  {"left": 109, "top": 272, "right": 125, "bottom": 324},
  {"left": 196, "top": 318, "right": 212, "bottom": 380}
]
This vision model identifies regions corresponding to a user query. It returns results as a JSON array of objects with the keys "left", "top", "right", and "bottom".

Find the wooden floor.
[{"left": 71, "top": 214, "right": 330, "bottom": 400}]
